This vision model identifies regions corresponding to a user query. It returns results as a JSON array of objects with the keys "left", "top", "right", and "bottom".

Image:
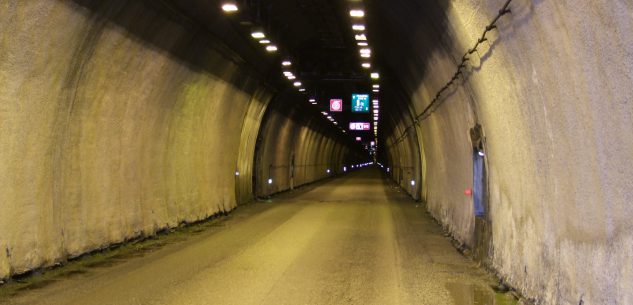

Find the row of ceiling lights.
[
  {"left": 349, "top": 6, "right": 380, "bottom": 148},
  {"left": 221, "top": 2, "right": 367, "bottom": 141}
]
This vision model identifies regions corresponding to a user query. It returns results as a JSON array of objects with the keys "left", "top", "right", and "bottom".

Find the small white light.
[
  {"left": 222, "top": 3, "right": 239, "bottom": 12},
  {"left": 268, "top": 178, "right": 273, "bottom": 184},
  {"left": 387, "top": 168, "right": 390, "bottom": 172},
  {"left": 411, "top": 180, "right": 416, "bottom": 186},
  {"left": 355, "top": 34, "right": 367, "bottom": 41},
  {"left": 352, "top": 24, "right": 366, "bottom": 31},
  {"left": 309, "top": 98, "right": 316, "bottom": 102},
  {"left": 287, "top": 75, "right": 296, "bottom": 80},
  {"left": 362, "top": 63, "right": 371, "bottom": 69},
  {"left": 371, "top": 72, "right": 380, "bottom": 79},
  {"left": 360, "top": 48, "right": 371, "bottom": 54},
  {"left": 259, "top": 39, "right": 271, "bottom": 44},
  {"left": 373, "top": 85, "right": 380, "bottom": 89},
  {"left": 282, "top": 61, "right": 292, "bottom": 66},
  {"left": 327, "top": 169, "right": 331, "bottom": 174},
  {"left": 373, "top": 110, "right": 379, "bottom": 114},
  {"left": 283, "top": 71, "right": 293, "bottom": 76},
  {"left": 361, "top": 53, "right": 371, "bottom": 58},
  {"left": 266, "top": 45, "right": 278, "bottom": 52},
  {"left": 350, "top": 9, "right": 365, "bottom": 17},
  {"left": 478, "top": 150, "right": 485, "bottom": 157},
  {"left": 251, "top": 31, "right": 266, "bottom": 39},
  {"left": 344, "top": 166, "right": 347, "bottom": 172},
  {"left": 299, "top": 88, "right": 306, "bottom": 92},
  {"left": 293, "top": 81, "right": 302, "bottom": 87},
  {"left": 373, "top": 89, "right": 379, "bottom": 92},
  {"left": 235, "top": 171, "right": 240, "bottom": 176}
]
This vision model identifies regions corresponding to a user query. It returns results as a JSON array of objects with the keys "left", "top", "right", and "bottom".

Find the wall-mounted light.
[{"left": 222, "top": 3, "right": 239, "bottom": 13}]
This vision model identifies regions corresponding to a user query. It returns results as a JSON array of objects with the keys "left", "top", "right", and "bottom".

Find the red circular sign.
[{"left": 330, "top": 99, "right": 343, "bottom": 112}]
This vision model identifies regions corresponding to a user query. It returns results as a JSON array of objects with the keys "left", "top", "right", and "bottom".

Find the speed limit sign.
[{"left": 330, "top": 99, "right": 343, "bottom": 112}]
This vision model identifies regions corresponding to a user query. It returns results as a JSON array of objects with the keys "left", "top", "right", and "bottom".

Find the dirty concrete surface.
[{"left": 1, "top": 169, "right": 516, "bottom": 305}]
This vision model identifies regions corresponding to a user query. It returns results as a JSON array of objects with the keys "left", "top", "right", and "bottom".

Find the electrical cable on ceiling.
[{"left": 387, "top": 0, "right": 513, "bottom": 148}]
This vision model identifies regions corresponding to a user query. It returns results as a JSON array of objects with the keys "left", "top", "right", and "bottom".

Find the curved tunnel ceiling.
[{"left": 162, "top": 0, "right": 450, "bottom": 156}]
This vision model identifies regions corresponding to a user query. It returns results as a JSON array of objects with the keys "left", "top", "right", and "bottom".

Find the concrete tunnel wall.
[
  {"left": 255, "top": 90, "right": 364, "bottom": 197},
  {"left": 381, "top": 0, "right": 633, "bottom": 304},
  {"left": 0, "top": 0, "right": 356, "bottom": 280}
]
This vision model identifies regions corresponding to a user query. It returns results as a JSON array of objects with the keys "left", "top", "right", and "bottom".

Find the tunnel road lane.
[{"left": 2, "top": 168, "right": 515, "bottom": 305}]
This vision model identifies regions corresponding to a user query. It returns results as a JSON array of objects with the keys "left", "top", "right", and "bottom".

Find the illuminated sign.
[
  {"left": 349, "top": 122, "right": 371, "bottom": 131},
  {"left": 330, "top": 99, "right": 343, "bottom": 112},
  {"left": 351, "top": 94, "right": 370, "bottom": 112}
]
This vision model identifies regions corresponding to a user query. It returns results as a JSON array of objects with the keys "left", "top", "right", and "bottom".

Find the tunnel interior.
[{"left": 2, "top": 0, "right": 633, "bottom": 304}]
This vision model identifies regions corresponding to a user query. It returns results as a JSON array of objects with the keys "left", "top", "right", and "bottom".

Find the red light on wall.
[{"left": 464, "top": 188, "right": 473, "bottom": 196}]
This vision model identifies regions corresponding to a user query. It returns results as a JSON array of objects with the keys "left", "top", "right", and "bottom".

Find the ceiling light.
[
  {"left": 309, "top": 98, "right": 316, "bottom": 102},
  {"left": 266, "top": 45, "right": 278, "bottom": 52},
  {"left": 373, "top": 89, "right": 379, "bottom": 92},
  {"left": 361, "top": 53, "right": 371, "bottom": 58},
  {"left": 352, "top": 24, "right": 366, "bottom": 31},
  {"left": 373, "top": 85, "right": 380, "bottom": 88},
  {"left": 362, "top": 63, "right": 371, "bottom": 69},
  {"left": 357, "top": 42, "right": 368, "bottom": 46},
  {"left": 299, "top": 88, "right": 306, "bottom": 92},
  {"left": 350, "top": 10, "right": 365, "bottom": 18},
  {"left": 251, "top": 31, "right": 266, "bottom": 39},
  {"left": 222, "top": 3, "right": 239, "bottom": 13},
  {"left": 287, "top": 75, "right": 296, "bottom": 80},
  {"left": 259, "top": 39, "right": 271, "bottom": 44},
  {"left": 371, "top": 72, "right": 380, "bottom": 79},
  {"left": 283, "top": 71, "right": 293, "bottom": 76},
  {"left": 355, "top": 34, "right": 367, "bottom": 41},
  {"left": 373, "top": 110, "right": 379, "bottom": 114},
  {"left": 282, "top": 61, "right": 292, "bottom": 66},
  {"left": 360, "top": 48, "right": 371, "bottom": 54},
  {"left": 293, "top": 81, "right": 302, "bottom": 87}
]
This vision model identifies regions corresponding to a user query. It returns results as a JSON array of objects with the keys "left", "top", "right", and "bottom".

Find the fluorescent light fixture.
[
  {"left": 222, "top": 3, "right": 239, "bottom": 12},
  {"left": 333, "top": 122, "right": 338, "bottom": 125},
  {"left": 350, "top": 9, "right": 365, "bottom": 17},
  {"left": 287, "top": 75, "right": 296, "bottom": 80},
  {"left": 357, "top": 42, "right": 368, "bottom": 46},
  {"left": 360, "top": 48, "right": 371, "bottom": 54},
  {"left": 373, "top": 89, "right": 379, "bottom": 92},
  {"left": 293, "top": 81, "right": 302, "bottom": 87},
  {"left": 361, "top": 53, "right": 371, "bottom": 58},
  {"left": 266, "top": 45, "right": 278, "bottom": 52},
  {"left": 251, "top": 31, "right": 266, "bottom": 39},
  {"left": 373, "top": 110, "right": 379, "bottom": 114},
  {"left": 373, "top": 84, "right": 380, "bottom": 88},
  {"left": 327, "top": 116, "right": 333, "bottom": 119},
  {"left": 352, "top": 25, "right": 366, "bottom": 31},
  {"left": 362, "top": 63, "right": 371, "bottom": 69},
  {"left": 283, "top": 71, "right": 293, "bottom": 76},
  {"left": 299, "top": 88, "right": 306, "bottom": 92},
  {"left": 259, "top": 39, "right": 271, "bottom": 44},
  {"left": 355, "top": 34, "right": 367, "bottom": 41},
  {"left": 371, "top": 72, "right": 380, "bottom": 79},
  {"left": 282, "top": 61, "right": 292, "bottom": 66}
]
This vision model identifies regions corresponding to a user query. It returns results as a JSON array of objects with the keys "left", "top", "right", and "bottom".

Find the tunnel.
[{"left": 1, "top": 0, "right": 632, "bottom": 304}]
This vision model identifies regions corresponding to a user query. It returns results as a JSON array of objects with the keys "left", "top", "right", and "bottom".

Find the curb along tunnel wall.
[{"left": 2, "top": 1, "right": 633, "bottom": 304}]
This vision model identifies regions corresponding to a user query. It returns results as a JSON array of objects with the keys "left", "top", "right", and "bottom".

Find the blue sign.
[{"left": 351, "top": 94, "right": 370, "bottom": 112}]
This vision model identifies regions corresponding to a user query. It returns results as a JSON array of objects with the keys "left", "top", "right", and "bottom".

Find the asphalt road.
[{"left": 3, "top": 168, "right": 512, "bottom": 305}]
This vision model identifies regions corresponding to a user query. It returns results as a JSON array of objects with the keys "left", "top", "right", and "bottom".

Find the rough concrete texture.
[
  {"left": 0, "top": 0, "right": 287, "bottom": 280},
  {"left": 255, "top": 94, "right": 360, "bottom": 196},
  {"left": 385, "top": 0, "right": 633, "bottom": 304},
  {"left": 1, "top": 169, "right": 517, "bottom": 305}
]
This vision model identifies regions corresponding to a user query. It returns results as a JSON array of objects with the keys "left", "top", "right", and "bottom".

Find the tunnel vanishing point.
[{"left": 1, "top": 0, "right": 632, "bottom": 304}]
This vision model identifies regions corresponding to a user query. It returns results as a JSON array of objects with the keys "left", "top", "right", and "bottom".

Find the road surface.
[{"left": 2, "top": 168, "right": 514, "bottom": 305}]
